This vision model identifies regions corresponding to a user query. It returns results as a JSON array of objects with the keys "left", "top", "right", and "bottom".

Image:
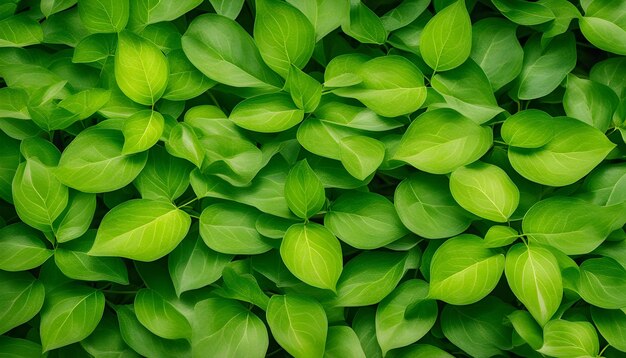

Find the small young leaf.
[
  {"left": 0, "top": 223, "right": 53, "bottom": 271},
  {"left": 284, "top": 159, "right": 325, "bottom": 219},
  {"left": 285, "top": 64, "right": 322, "bottom": 113},
  {"left": 339, "top": 135, "right": 385, "bottom": 181},
  {"left": 78, "top": 0, "right": 129, "bottom": 33},
  {"left": 538, "top": 320, "right": 600, "bottom": 358},
  {"left": 0, "top": 271, "right": 45, "bottom": 335},
  {"left": 230, "top": 93, "right": 304, "bottom": 133},
  {"left": 134, "top": 288, "right": 191, "bottom": 340},
  {"left": 578, "top": 257, "right": 626, "bottom": 309},
  {"left": 341, "top": 1, "right": 387, "bottom": 45},
  {"left": 122, "top": 110, "right": 165, "bottom": 155}
]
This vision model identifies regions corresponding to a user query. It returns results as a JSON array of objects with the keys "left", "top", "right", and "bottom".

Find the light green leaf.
[
  {"left": 577, "top": 163, "right": 626, "bottom": 206},
  {"left": 128, "top": 0, "right": 202, "bottom": 31},
  {"left": 394, "top": 173, "right": 472, "bottom": 239},
  {"left": 199, "top": 202, "right": 272, "bottom": 255},
  {"left": 420, "top": 0, "right": 471, "bottom": 71},
  {"left": 505, "top": 244, "right": 562, "bottom": 326},
  {"left": 483, "top": 225, "right": 519, "bottom": 248},
  {"left": 324, "top": 326, "right": 366, "bottom": 358},
  {"left": 352, "top": 308, "right": 383, "bottom": 357},
  {"left": 229, "top": 93, "right": 304, "bottom": 133},
  {"left": 323, "top": 54, "right": 368, "bottom": 88},
  {"left": 280, "top": 223, "right": 343, "bottom": 291},
  {"left": 287, "top": 0, "right": 348, "bottom": 41},
  {"left": 314, "top": 98, "right": 403, "bottom": 131},
  {"left": 285, "top": 64, "right": 322, "bottom": 113},
  {"left": 134, "top": 145, "right": 194, "bottom": 202},
  {"left": 0, "top": 87, "right": 31, "bottom": 119},
  {"left": 216, "top": 266, "right": 270, "bottom": 310},
  {"left": 491, "top": 0, "right": 555, "bottom": 25},
  {"left": 591, "top": 307, "right": 626, "bottom": 353},
  {"left": 267, "top": 294, "right": 327, "bottom": 358},
  {"left": 429, "top": 234, "right": 505, "bottom": 305},
  {"left": 334, "top": 251, "right": 408, "bottom": 307},
  {"left": 508, "top": 310, "right": 543, "bottom": 350},
  {"left": 590, "top": 57, "right": 626, "bottom": 97},
  {"left": 254, "top": 0, "right": 315, "bottom": 78},
  {"left": 0, "top": 15, "right": 43, "bottom": 47},
  {"left": 181, "top": 14, "right": 282, "bottom": 90},
  {"left": 41, "top": 0, "right": 77, "bottom": 17},
  {"left": 333, "top": 56, "right": 427, "bottom": 117},
  {"left": 563, "top": 74, "right": 619, "bottom": 132},
  {"left": 341, "top": 1, "right": 387, "bottom": 45},
  {"left": 394, "top": 108, "right": 493, "bottom": 174},
  {"left": 192, "top": 298, "right": 268, "bottom": 358},
  {"left": 89, "top": 199, "right": 191, "bottom": 261},
  {"left": 0, "top": 223, "right": 52, "bottom": 271},
  {"left": 163, "top": 49, "right": 215, "bottom": 101},
  {"left": 115, "top": 31, "right": 168, "bottom": 105},
  {"left": 325, "top": 191, "right": 409, "bottom": 249},
  {"left": 296, "top": 117, "right": 362, "bottom": 160},
  {"left": 0, "top": 271, "right": 45, "bottom": 335},
  {"left": 339, "top": 135, "right": 385, "bottom": 181},
  {"left": 449, "top": 162, "right": 520, "bottom": 223},
  {"left": 40, "top": 285, "right": 105, "bottom": 352},
  {"left": 122, "top": 110, "right": 164, "bottom": 155},
  {"left": 381, "top": 0, "right": 430, "bottom": 32},
  {"left": 501, "top": 109, "right": 555, "bottom": 149},
  {"left": 284, "top": 159, "right": 325, "bottom": 219},
  {"left": 208, "top": 0, "right": 244, "bottom": 19},
  {"left": 165, "top": 123, "right": 205, "bottom": 168},
  {"left": 580, "top": 17, "right": 626, "bottom": 56},
  {"left": 375, "top": 279, "right": 437, "bottom": 355},
  {"left": 80, "top": 312, "right": 138, "bottom": 358},
  {"left": 134, "top": 288, "right": 191, "bottom": 340},
  {"left": 58, "top": 88, "right": 111, "bottom": 120},
  {"left": 78, "top": 0, "right": 129, "bottom": 33},
  {"left": 578, "top": 257, "right": 626, "bottom": 309},
  {"left": 0, "top": 336, "right": 42, "bottom": 357},
  {"left": 538, "top": 320, "right": 600, "bottom": 358},
  {"left": 55, "top": 128, "right": 148, "bottom": 193}
]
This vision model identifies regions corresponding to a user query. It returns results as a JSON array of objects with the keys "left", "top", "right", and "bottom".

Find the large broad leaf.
[
  {"left": 577, "top": 163, "right": 626, "bottom": 206},
  {"left": 89, "top": 199, "right": 191, "bottom": 261},
  {"left": 375, "top": 279, "right": 437, "bottom": 355},
  {"left": 284, "top": 159, "right": 325, "bottom": 219},
  {"left": 394, "top": 109, "right": 493, "bottom": 174},
  {"left": 280, "top": 223, "right": 343, "bottom": 291},
  {"left": 208, "top": 0, "right": 245, "bottom": 20},
  {"left": 0, "top": 271, "right": 45, "bottom": 335},
  {"left": 508, "top": 116, "right": 615, "bottom": 186},
  {"left": 267, "top": 294, "right": 327, "bottom": 358},
  {"left": 511, "top": 32, "right": 576, "bottom": 100},
  {"left": 78, "top": 0, "right": 129, "bottom": 33},
  {"left": 429, "top": 234, "right": 505, "bottom": 305},
  {"left": 254, "top": 0, "right": 315, "bottom": 78},
  {"left": 591, "top": 307, "right": 626, "bottom": 353},
  {"left": 287, "top": 0, "right": 347, "bottom": 41},
  {"left": 578, "top": 257, "right": 626, "bottom": 309},
  {"left": 491, "top": 0, "right": 555, "bottom": 25},
  {"left": 0, "top": 15, "right": 43, "bottom": 47},
  {"left": 192, "top": 298, "right": 268, "bottom": 358},
  {"left": 333, "top": 56, "right": 427, "bottom": 117},
  {"left": 134, "top": 288, "right": 191, "bottom": 340},
  {"left": 325, "top": 326, "right": 367, "bottom": 358},
  {"left": 181, "top": 14, "right": 282, "bottom": 91},
  {"left": 339, "top": 135, "right": 385, "bottom": 181},
  {"left": 538, "top": 320, "right": 600, "bottom": 358},
  {"left": 563, "top": 74, "right": 619, "bottom": 132},
  {"left": 341, "top": 1, "right": 387, "bottom": 45},
  {"left": 590, "top": 57, "right": 626, "bottom": 97},
  {"left": 325, "top": 191, "right": 408, "bottom": 249},
  {"left": 505, "top": 244, "right": 562, "bottom": 326},
  {"left": 122, "top": 110, "right": 164, "bottom": 155},
  {"left": 580, "top": 0, "right": 626, "bottom": 56},
  {"left": 115, "top": 31, "right": 168, "bottom": 105},
  {"left": 395, "top": 173, "right": 472, "bottom": 239},
  {"left": 40, "top": 285, "right": 105, "bottom": 352},
  {"left": 420, "top": 0, "right": 471, "bottom": 71},
  {"left": 522, "top": 196, "right": 625, "bottom": 255},
  {"left": 55, "top": 128, "right": 148, "bottom": 193},
  {"left": 0, "top": 223, "right": 53, "bottom": 271},
  {"left": 229, "top": 93, "right": 304, "bottom": 133},
  {"left": 470, "top": 18, "right": 523, "bottom": 90},
  {"left": 501, "top": 109, "right": 554, "bottom": 149},
  {"left": 449, "top": 162, "right": 520, "bottom": 223},
  {"left": 334, "top": 251, "right": 408, "bottom": 307}
]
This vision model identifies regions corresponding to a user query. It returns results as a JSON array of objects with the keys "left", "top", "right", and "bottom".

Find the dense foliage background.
[{"left": 0, "top": 0, "right": 625, "bottom": 357}]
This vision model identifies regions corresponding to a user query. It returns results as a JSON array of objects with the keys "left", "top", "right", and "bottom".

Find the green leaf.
[
  {"left": 55, "top": 231, "right": 129, "bottom": 284},
  {"left": 441, "top": 297, "right": 515, "bottom": 357},
  {"left": 115, "top": 31, "right": 168, "bottom": 105},
  {"left": 505, "top": 244, "right": 562, "bottom": 326},
  {"left": 13, "top": 159, "right": 68, "bottom": 231},
  {"left": 58, "top": 88, "right": 111, "bottom": 120},
  {"left": 375, "top": 279, "right": 437, "bottom": 355},
  {"left": 287, "top": 0, "right": 348, "bottom": 41},
  {"left": 325, "top": 191, "right": 409, "bottom": 249},
  {"left": 333, "top": 56, "right": 427, "bottom": 117},
  {"left": 591, "top": 307, "right": 626, "bottom": 353},
  {"left": 217, "top": 266, "right": 270, "bottom": 310},
  {"left": 580, "top": 17, "right": 626, "bottom": 56},
  {"left": 578, "top": 257, "right": 626, "bottom": 309},
  {"left": 470, "top": 18, "right": 523, "bottom": 90},
  {"left": 80, "top": 311, "right": 138, "bottom": 358},
  {"left": 0, "top": 15, "right": 43, "bottom": 47},
  {"left": 314, "top": 97, "right": 403, "bottom": 131},
  {"left": 429, "top": 234, "right": 505, "bottom": 305},
  {"left": 334, "top": 251, "right": 408, "bottom": 307},
  {"left": 134, "top": 288, "right": 191, "bottom": 340},
  {"left": 165, "top": 123, "right": 205, "bottom": 168},
  {"left": 51, "top": 190, "right": 95, "bottom": 243},
  {"left": 578, "top": 163, "right": 626, "bottom": 206},
  {"left": 0, "top": 336, "right": 42, "bottom": 357},
  {"left": 491, "top": 0, "right": 555, "bottom": 25},
  {"left": 267, "top": 294, "right": 327, "bottom": 358},
  {"left": 352, "top": 308, "right": 383, "bottom": 357},
  {"left": 40, "top": 284, "right": 105, "bottom": 352},
  {"left": 122, "top": 110, "right": 165, "bottom": 154},
  {"left": 0, "top": 132, "right": 20, "bottom": 203},
  {"left": 280, "top": 223, "right": 343, "bottom": 291},
  {"left": 55, "top": 128, "right": 148, "bottom": 193},
  {"left": 501, "top": 109, "right": 555, "bottom": 149},
  {"left": 341, "top": 1, "right": 387, "bottom": 45},
  {"left": 0, "top": 223, "right": 53, "bottom": 271},
  {"left": 254, "top": 0, "right": 315, "bottom": 78},
  {"left": 339, "top": 135, "right": 385, "bottom": 181},
  {"left": 199, "top": 202, "right": 273, "bottom": 254},
  {"left": 483, "top": 225, "right": 519, "bottom": 248},
  {"left": 192, "top": 298, "right": 269, "bottom": 358},
  {"left": 538, "top": 320, "right": 600, "bottom": 358},
  {"left": 420, "top": 0, "right": 471, "bottom": 71},
  {"left": 449, "top": 162, "right": 520, "bottom": 223},
  {"left": 163, "top": 49, "right": 215, "bottom": 101},
  {"left": 512, "top": 33, "right": 576, "bottom": 100},
  {"left": 385, "top": 344, "right": 454, "bottom": 358},
  {"left": 508, "top": 116, "right": 615, "bottom": 186},
  {"left": 0, "top": 87, "right": 32, "bottom": 120},
  {"left": 41, "top": 0, "right": 77, "bottom": 17},
  {"left": 381, "top": 0, "right": 430, "bottom": 32},
  {"left": 431, "top": 59, "right": 504, "bottom": 124},
  {"left": 394, "top": 108, "right": 493, "bottom": 174},
  {"left": 134, "top": 145, "right": 194, "bottom": 201},
  {"left": 128, "top": 0, "right": 202, "bottom": 31},
  {"left": 508, "top": 310, "right": 543, "bottom": 350},
  {"left": 563, "top": 74, "right": 619, "bottom": 132},
  {"left": 590, "top": 57, "right": 626, "bottom": 97},
  {"left": 324, "top": 325, "right": 367, "bottom": 358},
  {"left": 284, "top": 159, "right": 325, "bottom": 219},
  {"left": 181, "top": 14, "right": 282, "bottom": 90},
  {"left": 78, "top": 0, "right": 129, "bottom": 33},
  {"left": 394, "top": 173, "right": 471, "bottom": 239},
  {"left": 0, "top": 271, "right": 45, "bottom": 335},
  {"left": 208, "top": 0, "right": 245, "bottom": 19},
  {"left": 285, "top": 64, "right": 322, "bottom": 113},
  {"left": 229, "top": 93, "right": 304, "bottom": 133},
  {"left": 90, "top": 199, "right": 191, "bottom": 261},
  {"left": 323, "top": 54, "right": 368, "bottom": 88}
]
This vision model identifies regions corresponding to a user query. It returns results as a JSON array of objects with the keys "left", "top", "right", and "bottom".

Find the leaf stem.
[{"left": 177, "top": 196, "right": 199, "bottom": 209}]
